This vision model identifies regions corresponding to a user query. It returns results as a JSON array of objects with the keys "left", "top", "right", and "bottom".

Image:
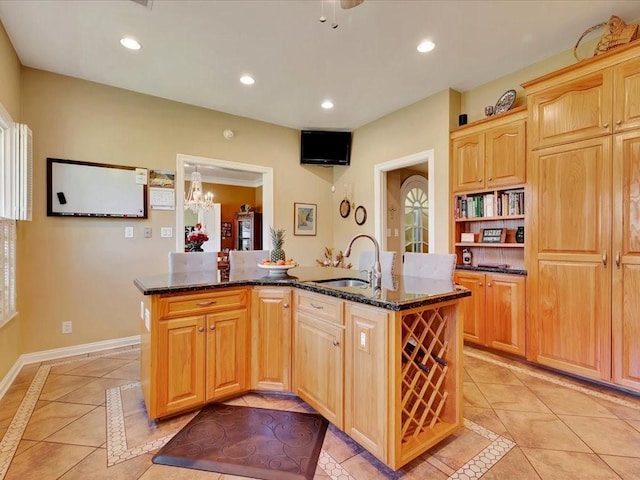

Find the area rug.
[{"left": 152, "top": 403, "right": 329, "bottom": 480}]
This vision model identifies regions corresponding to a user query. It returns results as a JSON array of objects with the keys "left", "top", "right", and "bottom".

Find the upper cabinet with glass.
[{"left": 450, "top": 107, "right": 526, "bottom": 193}]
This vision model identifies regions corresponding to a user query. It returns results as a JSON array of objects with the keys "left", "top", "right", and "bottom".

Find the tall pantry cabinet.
[{"left": 524, "top": 42, "right": 640, "bottom": 390}]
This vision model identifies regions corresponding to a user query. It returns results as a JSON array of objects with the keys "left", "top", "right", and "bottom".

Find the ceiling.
[{"left": 0, "top": 0, "right": 639, "bottom": 131}]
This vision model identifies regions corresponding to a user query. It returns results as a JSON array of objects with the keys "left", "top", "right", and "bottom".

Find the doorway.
[
  {"left": 175, "top": 153, "right": 274, "bottom": 252},
  {"left": 373, "top": 149, "right": 435, "bottom": 265}
]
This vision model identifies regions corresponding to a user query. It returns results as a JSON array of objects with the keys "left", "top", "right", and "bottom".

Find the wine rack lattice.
[{"left": 400, "top": 307, "right": 449, "bottom": 443}]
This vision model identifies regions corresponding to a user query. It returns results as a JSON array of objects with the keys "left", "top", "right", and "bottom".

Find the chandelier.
[{"left": 184, "top": 167, "right": 214, "bottom": 214}]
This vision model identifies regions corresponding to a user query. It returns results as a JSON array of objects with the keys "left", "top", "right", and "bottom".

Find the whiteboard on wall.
[{"left": 47, "top": 158, "right": 148, "bottom": 218}]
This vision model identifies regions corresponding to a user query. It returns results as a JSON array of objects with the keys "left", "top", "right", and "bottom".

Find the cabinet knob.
[
  {"left": 478, "top": 282, "right": 483, "bottom": 287},
  {"left": 616, "top": 120, "right": 622, "bottom": 126},
  {"left": 477, "top": 178, "right": 482, "bottom": 182},
  {"left": 283, "top": 303, "right": 289, "bottom": 308},
  {"left": 487, "top": 283, "right": 492, "bottom": 287},
  {"left": 616, "top": 251, "right": 621, "bottom": 268},
  {"left": 603, "top": 123, "right": 609, "bottom": 128},
  {"left": 198, "top": 326, "right": 205, "bottom": 333},
  {"left": 602, "top": 250, "right": 608, "bottom": 267},
  {"left": 332, "top": 339, "right": 340, "bottom": 347},
  {"left": 210, "top": 324, "right": 215, "bottom": 331}
]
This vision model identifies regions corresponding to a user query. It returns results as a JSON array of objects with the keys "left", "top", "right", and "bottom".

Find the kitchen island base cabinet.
[
  {"left": 294, "top": 290, "right": 345, "bottom": 428},
  {"left": 251, "top": 287, "right": 292, "bottom": 392},
  {"left": 141, "top": 288, "right": 249, "bottom": 419},
  {"left": 345, "top": 302, "right": 388, "bottom": 461},
  {"left": 293, "top": 292, "right": 463, "bottom": 470}
]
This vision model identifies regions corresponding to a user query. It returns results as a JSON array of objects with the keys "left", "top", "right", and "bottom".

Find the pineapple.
[{"left": 270, "top": 227, "right": 286, "bottom": 262}]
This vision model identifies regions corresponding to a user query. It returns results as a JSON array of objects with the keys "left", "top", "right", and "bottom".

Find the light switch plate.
[
  {"left": 161, "top": 227, "right": 173, "bottom": 238},
  {"left": 143, "top": 227, "right": 152, "bottom": 238},
  {"left": 125, "top": 227, "right": 134, "bottom": 238}
]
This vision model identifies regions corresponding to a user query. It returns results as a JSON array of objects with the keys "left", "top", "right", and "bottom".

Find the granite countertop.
[
  {"left": 455, "top": 265, "right": 527, "bottom": 275},
  {"left": 134, "top": 266, "right": 471, "bottom": 312}
]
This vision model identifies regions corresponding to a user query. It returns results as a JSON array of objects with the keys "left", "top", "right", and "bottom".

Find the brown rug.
[{"left": 152, "top": 403, "right": 329, "bottom": 480}]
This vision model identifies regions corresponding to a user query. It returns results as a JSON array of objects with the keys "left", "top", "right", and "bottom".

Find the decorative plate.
[
  {"left": 340, "top": 199, "right": 351, "bottom": 218},
  {"left": 354, "top": 205, "right": 367, "bottom": 225},
  {"left": 494, "top": 89, "right": 516, "bottom": 114},
  {"left": 257, "top": 262, "right": 298, "bottom": 276}
]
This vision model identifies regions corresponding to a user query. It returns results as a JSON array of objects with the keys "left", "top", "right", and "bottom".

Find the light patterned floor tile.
[
  {"left": 559, "top": 415, "right": 640, "bottom": 457},
  {"left": 4, "top": 442, "right": 95, "bottom": 480},
  {"left": 521, "top": 448, "right": 620, "bottom": 479}
]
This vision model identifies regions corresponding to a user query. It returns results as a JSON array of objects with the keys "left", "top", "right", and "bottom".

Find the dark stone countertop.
[
  {"left": 455, "top": 265, "right": 527, "bottom": 276},
  {"left": 134, "top": 266, "right": 471, "bottom": 312}
]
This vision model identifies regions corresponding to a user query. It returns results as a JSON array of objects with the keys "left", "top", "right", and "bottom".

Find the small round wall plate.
[
  {"left": 340, "top": 199, "right": 351, "bottom": 218},
  {"left": 354, "top": 205, "right": 367, "bottom": 225},
  {"left": 494, "top": 89, "right": 516, "bottom": 114}
]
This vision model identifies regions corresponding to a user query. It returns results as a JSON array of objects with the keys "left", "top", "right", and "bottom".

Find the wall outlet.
[
  {"left": 143, "top": 227, "right": 152, "bottom": 238},
  {"left": 125, "top": 227, "right": 134, "bottom": 238},
  {"left": 161, "top": 227, "right": 173, "bottom": 238},
  {"left": 62, "top": 321, "right": 72, "bottom": 334}
]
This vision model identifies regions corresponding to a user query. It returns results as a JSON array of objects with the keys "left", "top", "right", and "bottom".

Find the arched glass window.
[{"left": 401, "top": 175, "right": 428, "bottom": 253}]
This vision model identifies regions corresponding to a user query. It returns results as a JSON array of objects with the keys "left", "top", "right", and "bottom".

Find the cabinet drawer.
[
  {"left": 159, "top": 288, "right": 247, "bottom": 318},
  {"left": 294, "top": 290, "right": 344, "bottom": 325}
]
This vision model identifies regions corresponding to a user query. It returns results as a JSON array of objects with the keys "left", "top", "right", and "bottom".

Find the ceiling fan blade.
[{"left": 340, "top": 0, "right": 364, "bottom": 9}]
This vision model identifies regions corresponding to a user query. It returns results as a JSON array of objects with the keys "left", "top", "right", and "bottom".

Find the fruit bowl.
[{"left": 257, "top": 262, "right": 299, "bottom": 276}]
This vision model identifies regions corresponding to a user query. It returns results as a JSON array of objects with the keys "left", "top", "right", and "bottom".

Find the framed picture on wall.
[
  {"left": 294, "top": 202, "right": 317, "bottom": 236},
  {"left": 221, "top": 222, "right": 232, "bottom": 239}
]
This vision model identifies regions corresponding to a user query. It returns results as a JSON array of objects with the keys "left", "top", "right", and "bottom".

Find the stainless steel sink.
[{"left": 314, "top": 278, "right": 369, "bottom": 288}]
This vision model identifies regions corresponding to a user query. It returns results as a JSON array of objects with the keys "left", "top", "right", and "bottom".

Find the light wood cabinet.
[
  {"left": 455, "top": 271, "right": 525, "bottom": 356},
  {"left": 527, "top": 50, "right": 640, "bottom": 149},
  {"left": 344, "top": 302, "right": 389, "bottom": 460},
  {"left": 156, "top": 315, "right": 205, "bottom": 416},
  {"left": 293, "top": 290, "right": 345, "bottom": 427},
  {"left": 251, "top": 287, "right": 291, "bottom": 391},
  {"left": 451, "top": 108, "right": 526, "bottom": 193},
  {"left": 612, "top": 130, "right": 640, "bottom": 391},
  {"left": 142, "top": 288, "right": 249, "bottom": 419},
  {"left": 525, "top": 45, "right": 640, "bottom": 389}
]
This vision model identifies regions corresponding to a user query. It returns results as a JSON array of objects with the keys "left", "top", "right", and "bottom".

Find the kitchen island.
[{"left": 135, "top": 266, "right": 470, "bottom": 470}]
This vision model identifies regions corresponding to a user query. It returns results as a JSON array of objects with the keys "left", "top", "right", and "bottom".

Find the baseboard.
[{"left": 0, "top": 335, "right": 141, "bottom": 401}]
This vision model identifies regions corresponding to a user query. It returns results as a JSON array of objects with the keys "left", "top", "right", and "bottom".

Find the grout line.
[{"left": 464, "top": 350, "right": 640, "bottom": 410}]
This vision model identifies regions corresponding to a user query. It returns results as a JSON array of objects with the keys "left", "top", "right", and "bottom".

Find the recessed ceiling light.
[
  {"left": 240, "top": 75, "right": 255, "bottom": 85},
  {"left": 321, "top": 100, "right": 334, "bottom": 109},
  {"left": 417, "top": 40, "right": 435, "bottom": 53},
  {"left": 120, "top": 37, "right": 141, "bottom": 50}
]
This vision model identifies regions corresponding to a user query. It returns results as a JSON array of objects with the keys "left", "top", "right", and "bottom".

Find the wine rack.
[{"left": 390, "top": 302, "right": 462, "bottom": 467}]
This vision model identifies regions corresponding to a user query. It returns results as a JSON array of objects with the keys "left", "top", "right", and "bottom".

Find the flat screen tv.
[{"left": 300, "top": 130, "right": 351, "bottom": 166}]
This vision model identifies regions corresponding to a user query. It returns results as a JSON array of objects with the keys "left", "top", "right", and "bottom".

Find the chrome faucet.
[{"left": 344, "top": 234, "right": 381, "bottom": 290}]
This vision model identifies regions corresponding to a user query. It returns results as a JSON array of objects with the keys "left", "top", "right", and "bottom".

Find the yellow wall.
[
  {"left": 17, "top": 67, "right": 334, "bottom": 355},
  {"left": 334, "top": 89, "right": 453, "bottom": 260},
  {"left": 0, "top": 21, "right": 22, "bottom": 380}
]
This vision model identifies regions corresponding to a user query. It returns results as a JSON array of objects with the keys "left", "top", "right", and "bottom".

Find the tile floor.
[{"left": 1, "top": 345, "right": 640, "bottom": 479}]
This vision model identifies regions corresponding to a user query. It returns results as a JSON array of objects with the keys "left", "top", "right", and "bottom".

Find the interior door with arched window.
[{"left": 401, "top": 175, "right": 429, "bottom": 254}]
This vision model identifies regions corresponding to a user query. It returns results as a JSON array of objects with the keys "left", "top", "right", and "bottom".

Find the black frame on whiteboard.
[{"left": 47, "top": 158, "right": 148, "bottom": 218}]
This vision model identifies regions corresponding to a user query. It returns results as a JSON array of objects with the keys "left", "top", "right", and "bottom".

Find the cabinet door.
[
  {"left": 157, "top": 315, "right": 205, "bottom": 416},
  {"left": 295, "top": 312, "right": 344, "bottom": 427},
  {"left": 613, "top": 57, "right": 640, "bottom": 132},
  {"left": 206, "top": 308, "right": 249, "bottom": 400},
  {"left": 612, "top": 131, "right": 640, "bottom": 390},
  {"left": 485, "top": 119, "right": 526, "bottom": 188},
  {"left": 454, "top": 271, "right": 485, "bottom": 345},
  {"left": 344, "top": 303, "right": 388, "bottom": 461},
  {"left": 528, "top": 137, "right": 612, "bottom": 381},
  {"left": 485, "top": 274, "right": 525, "bottom": 356},
  {"left": 529, "top": 70, "right": 613, "bottom": 148},
  {"left": 251, "top": 288, "right": 292, "bottom": 391},
  {"left": 451, "top": 132, "right": 485, "bottom": 192}
]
